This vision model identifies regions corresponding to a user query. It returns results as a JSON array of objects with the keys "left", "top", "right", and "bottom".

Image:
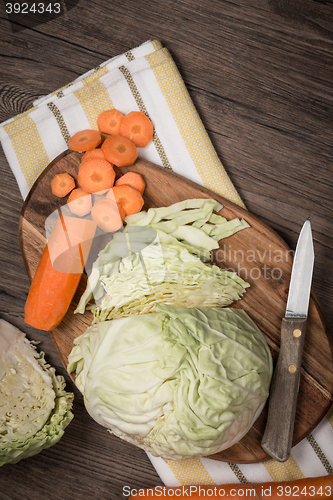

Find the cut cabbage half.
[{"left": 0, "top": 319, "right": 74, "bottom": 466}]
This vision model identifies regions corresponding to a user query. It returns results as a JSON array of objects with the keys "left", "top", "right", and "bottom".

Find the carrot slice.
[
  {"left": 119, "top": 111, "right": 154, "bottom": 148},
  {"left": 24, "top": 216, "right": 97, "bottom": 331},
  {"left": 78, "top": 158, "right": 116, "bottom": 194},
  {"left": 67, "top": 188, "right": 92, "bottom": 217},
  {"left": 91, "top": 198, "right": 125, "bottom": 233},
  {"left": 115, "top": 171, "right": 146, "bottom": 195},
  {"left": 81, "top": 148, "right": 106, "bottom": 163},
  {"left": 51, "top": 173, "right": 75, "bottom": 198},
  {"left": 106, "top": 185, "right": 144, "bottom": 216},
  {"left": 101, "top": 135, "right": 138, "bottom": 167},
  {"left": 68, "top": 129, "right": 102, "bottom": 152},
  {"left": 97, "top": 109, "right": 124, "bottom": 135}
]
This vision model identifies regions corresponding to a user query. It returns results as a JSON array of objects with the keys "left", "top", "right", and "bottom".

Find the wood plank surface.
[{"left": 1, "top": 0, "right": 333, "bottom": 498}]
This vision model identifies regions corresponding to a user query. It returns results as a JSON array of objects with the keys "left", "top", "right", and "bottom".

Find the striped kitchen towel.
[
  {"left": 148, "top": 404, "right": 333, "bottom": 485},
  {"left": 1, "top": 39, "right": 332, "bottom": 487},
  {"left": 0, "top": 39, "right": 243, "bottom": 207}
]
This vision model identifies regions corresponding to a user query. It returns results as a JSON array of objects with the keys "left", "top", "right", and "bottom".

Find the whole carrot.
[
  {"left": 25, "top": 215, "right": 97, "bottom": 331},
  {"left": 128, "top": 474, "right": 333, "bottom": 500}
]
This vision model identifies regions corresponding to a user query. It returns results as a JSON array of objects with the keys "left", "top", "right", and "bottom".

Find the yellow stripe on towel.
[
  {"left": 167, "top": 457, "right": 216, "bottom": 486},
  {"left": 264, "top": 455, "right": 304, "bottom": 482},
  {"left": 74, "top": 71, "right": 114, "bottom": 129},
  {"left": 146, "top": 48, "right": 245, "bottom": 208},
  {"left": 3, "top": 115, "right": 49, "bottom": 189}
]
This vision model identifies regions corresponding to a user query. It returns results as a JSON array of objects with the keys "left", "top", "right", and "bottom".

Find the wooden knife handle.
[{"left": 261, "top": 317, "right": 307, "bottom": 462}]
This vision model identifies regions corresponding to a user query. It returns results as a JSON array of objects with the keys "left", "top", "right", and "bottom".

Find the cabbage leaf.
[{"left": 68, "top": 304, "right": 272, "bottom": 460}]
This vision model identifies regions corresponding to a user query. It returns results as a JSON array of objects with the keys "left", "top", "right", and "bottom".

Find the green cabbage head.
[
  {"left": 68, "top": 304, "right": 272, "bottom": 460},
  {"left": 0, "top": 319, "right": 74, "bottom": 466}
]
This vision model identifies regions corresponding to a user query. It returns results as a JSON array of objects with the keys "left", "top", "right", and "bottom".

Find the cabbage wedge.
[
  {"left": 0, "top": 319, "right": 74, "bottom": 466},
  {"left": 75, "top": 198, "right": 250, "bottom": 321}
]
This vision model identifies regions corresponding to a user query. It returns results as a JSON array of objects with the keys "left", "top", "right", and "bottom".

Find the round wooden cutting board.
[{"left": 19, "top": 150, "right": 333, "bottom": 464}]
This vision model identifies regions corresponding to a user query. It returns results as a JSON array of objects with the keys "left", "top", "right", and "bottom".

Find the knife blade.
[{"left": 261, "top": 218, "right": 314, "bottom": 462}]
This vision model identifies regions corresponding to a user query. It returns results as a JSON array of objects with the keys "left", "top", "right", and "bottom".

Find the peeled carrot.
[
  {"left": 129, "top": 474, "right": 333, "bottom": 500},
  {"left": 68, "top": 129, "right": 102, "bottom": 152},
  {"left": 46, "top": 215, "right": 97, "bottom": 274},
  {"left": 81, "top": 148, "right": 106, "bottom": 163},
  {"left": 91, "top": 198, "right": 125, "bottom": 233},
  {"left": 115, "top": 171, "right": 146, "bottom": 195},
  {"left": 24, "top": 215, "right": 97, "bottom": 331},
  {"left": 101, "top": 134, "right": 138, "bottom": 167},
  {"left": 106, "top": 184, "right": 144, "bottom": 216},
  {"left": 51, "top": 173, "right": 75, "bottom": 198},
  {"left": 119, "top": 111, "right": 154, "bottom": 148},
  {"left": 97, "top": 108, "right": 124, "bottom": 135},
  {"left": 78, "top": 158, "right": 116, "bottom": 194},
  {"left": 67, "top": 188, "right": 92, "bottom": 217}
]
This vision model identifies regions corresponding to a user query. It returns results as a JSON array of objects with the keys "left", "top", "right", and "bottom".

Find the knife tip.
[{"left": 304, "top": 217, "right": 311, "bottom": 229}]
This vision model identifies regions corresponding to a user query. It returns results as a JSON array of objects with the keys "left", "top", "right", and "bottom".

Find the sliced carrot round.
[
  {"left": 51, "top": 173, "right": 75, "bottom": 198},
  {"left": 68, "top": 129, "right": 102, "bottom": 152},
  {"left": 101, "top": 135, "right": 138, "bottom": 167},
  {"left": 91, "top": 198, "right": 125, "bottom": 233},
  {"left": 115, "top": 171, "right": 146, "bottom": 195},
  {"left": 67, "top": 188, "right": 92, "bottom": 217},
  {"left": 119, "top": 111, "right": 154, "bottom": 148},
  {"left": 97, "top": 109, "right": 124, "bottom": 135},
  {"left": 78, "top": 158, "right": 116, "bottom": 194},
  {"left": 81, "top": 148, "right": 106, "bottom": 163},
  {"left": 106, "top": 185, "right": 144, "bottom": 216}
]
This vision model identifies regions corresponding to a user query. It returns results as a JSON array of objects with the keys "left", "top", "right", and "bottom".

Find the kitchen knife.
[{"left": 261, "top": 218, "right": 314, "bottom": 462}]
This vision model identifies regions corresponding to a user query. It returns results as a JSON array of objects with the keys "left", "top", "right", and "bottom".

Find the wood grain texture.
[
  {"left": 0, "top": 0, "right": 333, "bottom": 497},
  {"left": 19, "top": 150, "right": 333, "bottom": 465}
]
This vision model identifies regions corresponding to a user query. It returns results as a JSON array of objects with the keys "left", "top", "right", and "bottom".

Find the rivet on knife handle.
[{"left": 261, "top": 317, "right": 307, "bottom": 462}]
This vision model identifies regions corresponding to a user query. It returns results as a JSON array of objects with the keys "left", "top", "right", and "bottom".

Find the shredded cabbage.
[
  {"left": 68, "top": 304, "right": 272, "bottom": 460},
  {"left": 75, "top": 199, "right": 250, "bottom": 321},
  {"left": 0, "top": 319, "right": 74, "bottom": 466}
]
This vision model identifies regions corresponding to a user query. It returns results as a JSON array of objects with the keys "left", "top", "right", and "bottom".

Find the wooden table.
[{"left": 0, "top": 1, "right": 332, "bottom": 498}]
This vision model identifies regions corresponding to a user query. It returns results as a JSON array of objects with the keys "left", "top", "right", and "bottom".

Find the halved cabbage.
[{"left": 0, "top": 319, "right": 74, "bottom": 466}]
